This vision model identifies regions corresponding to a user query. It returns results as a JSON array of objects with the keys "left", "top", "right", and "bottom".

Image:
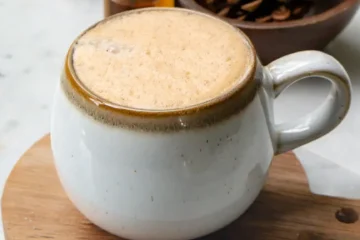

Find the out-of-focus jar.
[{"left": 104, "top": 0, "right": 175, "bottom": 18}]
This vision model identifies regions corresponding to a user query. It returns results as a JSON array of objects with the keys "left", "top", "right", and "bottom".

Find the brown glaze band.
[{"left": 61, "top": 8, "right": 259, "bottom": 132}]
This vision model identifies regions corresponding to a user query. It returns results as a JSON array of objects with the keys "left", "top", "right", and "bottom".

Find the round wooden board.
[{"left": 2, "top": 135, "right": 360, "bottom": 240}]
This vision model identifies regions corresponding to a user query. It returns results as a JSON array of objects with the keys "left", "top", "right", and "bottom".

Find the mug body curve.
[
  {"left": 50, "top": 7, "right": 353, "bottom": 240},
  {"left": 50, "top": 61, "right": 273, "bottom": 240}
]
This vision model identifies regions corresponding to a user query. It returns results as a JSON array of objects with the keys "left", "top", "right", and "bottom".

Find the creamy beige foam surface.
[{"left": 72, "top": 9, "right": 252, "bottom": 110}]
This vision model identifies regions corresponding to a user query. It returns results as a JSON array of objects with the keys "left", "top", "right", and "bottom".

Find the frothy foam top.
[{"left": 72, "top": 9, "right": 252, "bottom": 110}]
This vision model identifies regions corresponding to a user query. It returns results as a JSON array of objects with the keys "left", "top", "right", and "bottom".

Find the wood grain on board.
[{"left": 2, "top": 134, "right": 360, "bottom": 240}]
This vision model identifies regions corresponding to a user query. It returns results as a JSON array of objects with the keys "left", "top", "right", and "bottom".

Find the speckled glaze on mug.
[{"left": 50, "top": 8, "right": 351, "bottom": 240}]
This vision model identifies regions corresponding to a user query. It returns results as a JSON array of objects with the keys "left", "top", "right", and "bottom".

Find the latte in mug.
[{"left": 52, "top": 7, "right": 351, "bottom": 240}]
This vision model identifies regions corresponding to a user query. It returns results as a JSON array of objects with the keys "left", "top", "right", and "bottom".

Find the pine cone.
[{"left": 196, "top": 0, "right": 314, "bottom": 22}]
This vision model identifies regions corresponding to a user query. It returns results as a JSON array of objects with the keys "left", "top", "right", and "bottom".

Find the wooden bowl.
[{"left": 177, "top": 0, "right": 359, "bottom": 64}]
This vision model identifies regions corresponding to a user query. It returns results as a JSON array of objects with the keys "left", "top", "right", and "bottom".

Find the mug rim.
[{"left": 65, "top": 7, "right": 258, "bottom": 118}]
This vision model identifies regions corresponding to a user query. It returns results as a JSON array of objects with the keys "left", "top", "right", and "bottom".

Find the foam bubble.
[{"left": 72, "top": 9, "right": 252, "bottom": 110}]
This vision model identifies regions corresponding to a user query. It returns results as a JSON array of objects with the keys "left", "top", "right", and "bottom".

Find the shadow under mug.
[{"left": 50, "top": 7, "right": 351, "bottom": 240}]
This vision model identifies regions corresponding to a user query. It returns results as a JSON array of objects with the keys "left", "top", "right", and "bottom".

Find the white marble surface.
[{"left": 0, "top": 0, "right": 359, "bottom": 239}]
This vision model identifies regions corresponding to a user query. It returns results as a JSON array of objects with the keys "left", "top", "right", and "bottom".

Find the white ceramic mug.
[{"left": 51, "top": 8, "right": 351, "bottom": 240}]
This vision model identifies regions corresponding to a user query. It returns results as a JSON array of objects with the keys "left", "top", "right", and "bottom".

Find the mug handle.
[{"left": 265, "top": 51, "right": 351, "bottom": 154}]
